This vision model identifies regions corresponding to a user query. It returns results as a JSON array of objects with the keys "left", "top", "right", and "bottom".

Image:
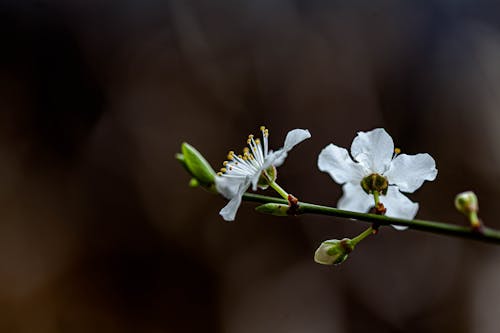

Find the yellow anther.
[
  {"left": 217, "top": 172, "right": 223, "bottom": 176},
  {"left": 223, "top": 161, "right": 228, "bottom": 166},
  {"left": 248, "top": 134, "right": 254, "bottom": 139},
  {"left": 243, "top": 147, "right": 250, "bottom": 153},
  {"left": 255, "top": 138, "right": 261, "bottom": 145},
  {"left": 220, "top": 168, "right": 227, "bottom": 173},
  {"left": 394, "top": 148, "right": 401, "bottom": 154},
  {"left": 260, "top": 126, "right": 266, "bottom": 131}
]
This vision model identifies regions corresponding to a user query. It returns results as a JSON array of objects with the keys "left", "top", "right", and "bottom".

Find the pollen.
[
  {"left": 394, "top": 148, "right": 401, "bottom": 154},
  {"left": 223, "top": 161, "right": 228, "bottom": 166},
  {"left": 220, "top": 168, "right": 227, "bottom": 173}
]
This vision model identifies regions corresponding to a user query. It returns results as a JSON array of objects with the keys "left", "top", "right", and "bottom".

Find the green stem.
[
  {"left": 373, "top": 191, "right": 380, "bottom": 206},
  {"left": 268, "top": 181, "right": 289, "bottom": 200},
  {"left": 351, "top": 227, "right": 374, "bottom": 246},
  {"left": 242, "top": 193, "right": 500, "bottom": 244}
]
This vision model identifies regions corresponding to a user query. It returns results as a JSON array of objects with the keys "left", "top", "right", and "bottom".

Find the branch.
[{"left": 242, "top": 193, "right": 500, "bottom": 244}]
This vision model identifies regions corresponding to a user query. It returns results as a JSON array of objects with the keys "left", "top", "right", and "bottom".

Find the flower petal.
[
  {"left": 264, "top": 129, "right": 311, "bottom": 168},
  {"left": 219, "top": 195, "right": 243, "bottom": 221},
  {"left": 350, "top": 128, "right": 394, "bottom": 174},
  {"left": 337, "top": 183, "right": 373, "bottom": 213},
  {"left": 318, "top": 144, "right": 366, "bottom": 184},
  {"left": 384, "top": 153, "right": 437, "bottom": 193},
  {"left": 283, "top": 128, "right": 311, "bottom": 151},
  {"left": 217, "top": 178, "right": 250, "bottom": 221},
  {"left": 215, "top": 176, "right": 244, "bottom": 199},
  {"left": 380, "top": 186, "right": 419, "bottom": 225}
]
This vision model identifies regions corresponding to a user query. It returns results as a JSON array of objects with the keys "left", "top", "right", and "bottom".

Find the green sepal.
[
  {"left": 255, "top": 203, "right": 289, "bottom": 216},
  {"left": 257, "top": 165, "right": 277, "bottom": 189},
  {"left": 179, "top": 142, "right": 216, "bottom": 185}
]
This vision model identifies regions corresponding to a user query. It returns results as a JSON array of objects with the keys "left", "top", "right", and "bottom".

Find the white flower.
[
  {"left": 215, "top": 126, "right": 311, "bottom": 221},
  {"left": 318, "top": 128, "right": 437, "bottom": 227}
]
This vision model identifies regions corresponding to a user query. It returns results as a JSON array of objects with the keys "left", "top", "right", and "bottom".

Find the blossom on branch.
[
  {"left": 318, "top": 128, "right": 437, "bottom": 226},
  {"left": 215, "top": 127, "right": 310, "bottom": 221}
]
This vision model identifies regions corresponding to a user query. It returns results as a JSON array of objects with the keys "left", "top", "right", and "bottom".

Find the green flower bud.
[
  {"left": 178, "top": 142, "right": 216, "bottom": 186},
  {"left": 255, "top": 203, "right": 289, "bottom": 216},
  {"left": 360, "top": 173, "right": 388, "bottom": 195},
  {"left": 455, "top": 191, "right": 481, "bottom": 229},
  {"left": 455, "top": 191, "right": 478, "bottom": 215},
  {"left": 314, "top": 238, "right": 354, "bottom": 266}
]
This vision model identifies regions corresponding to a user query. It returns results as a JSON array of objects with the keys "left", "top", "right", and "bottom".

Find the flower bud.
[
  {"left": 255, "top": 203, "right": 289, "bottom": 216},
  {"left": 314, "top": 238, "right": 353, "bottom": 265},
  {"left": 454, "top": 191, "right": 478, "bottom": 215},
  {"left": 178, "top": 142, "right": 216, "bottom": 186},
  {"left": 455, "top": 191, "right": 481, "bottom": 229}
]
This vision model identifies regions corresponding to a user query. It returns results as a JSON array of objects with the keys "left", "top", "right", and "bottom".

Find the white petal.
[
  {"left": 215, "top": 176, "right": 244, "bottom": 199},
  {"left": 283, "top": 128, "right": 311, "bottom": 151},
  {"left": 380, "top": 186, "right": 419, "bottom": 225},
  {"left": 337, "top": 183, "right": 373, "bottom": 213},
  {"left": 263, "top": 129, "right": 311, "bottom": 168},
  {"left": 250, "top": 169, "right": 263, "bottom": 191},
  {"left": 384, "top": 153, "right": 437, "bottom": 193},
  {"left": 318, "top": 144, "right": 366, "bottom": 184},
  {"left": 262, "top": 149, "right": 285, "bottom": 169},
  {"left": 351, "top": 128, "right": 394, "bottom": 174},
  {"left": 219, "top": 195, "right": 243, "bottom": 221},
  {"left": 218, "top": 179, "right": 250, "bottom": 221}
]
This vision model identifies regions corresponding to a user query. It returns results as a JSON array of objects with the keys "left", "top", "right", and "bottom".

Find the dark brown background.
[{"left": 0, "top": 0, "right": 500, "bottom": 332}]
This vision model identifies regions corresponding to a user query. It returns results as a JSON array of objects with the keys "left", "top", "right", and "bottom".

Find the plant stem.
[
  {"left": 373, "top": 191, "right": 380, "bottom": 206},
  {"left": 242, "top": 193, "right": 500, "bottom": 244},
  {"left": 351, "top": 227, "right": 374, "bottom": 246},
  {"left": 268, "top": 181, "right": 289, "bottom": 200}
]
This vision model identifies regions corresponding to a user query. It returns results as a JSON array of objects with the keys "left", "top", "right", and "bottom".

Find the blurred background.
[{"left": 1, "top": 0, "right": 500, "bottom": 332}]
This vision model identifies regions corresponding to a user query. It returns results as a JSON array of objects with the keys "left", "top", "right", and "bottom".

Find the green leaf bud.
[
  {"left": 179, "top": 142, "right": 216, "bottom": 185},
  {"left": 255, "top": 203, "right": 289, "bottom": 216}
]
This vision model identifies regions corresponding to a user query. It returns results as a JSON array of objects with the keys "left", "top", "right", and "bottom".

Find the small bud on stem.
[{"left": 455, "top": 191, "right": 482, "bottom": 230}]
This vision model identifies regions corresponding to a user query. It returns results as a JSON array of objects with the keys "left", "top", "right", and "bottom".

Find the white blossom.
[
  {"left": 318, "top": 128, "right": 437, "bottom": 226},
  {"left": 216, "top": 127, "right": 310, "bottom": 221}
]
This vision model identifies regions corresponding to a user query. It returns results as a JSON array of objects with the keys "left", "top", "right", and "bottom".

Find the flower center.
[
  {"left": 360, "top": 173, "right": 388, "bottom": 195},
  {"left": 217, "top": 126, "right": 269, "bottom": 177}
]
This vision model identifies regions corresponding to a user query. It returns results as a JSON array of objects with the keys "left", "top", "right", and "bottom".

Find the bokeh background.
[{"left": 1, "top": 0, "right": 500, "bottom": 332}]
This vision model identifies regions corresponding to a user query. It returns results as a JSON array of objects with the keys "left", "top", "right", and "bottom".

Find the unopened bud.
[
  {"left": 255, "top": 203, "right": 289, "bottom": 216},
  {"left": 455, "top": 191, "right": 481, "bottom": 229},
  {"left": 314, "top": 238, "right": 353, "bottom": 266}
]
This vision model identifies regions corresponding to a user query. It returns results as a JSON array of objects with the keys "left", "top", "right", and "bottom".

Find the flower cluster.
[{"left": 178, "top": 126, "right": 440, "bottom": 266}]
